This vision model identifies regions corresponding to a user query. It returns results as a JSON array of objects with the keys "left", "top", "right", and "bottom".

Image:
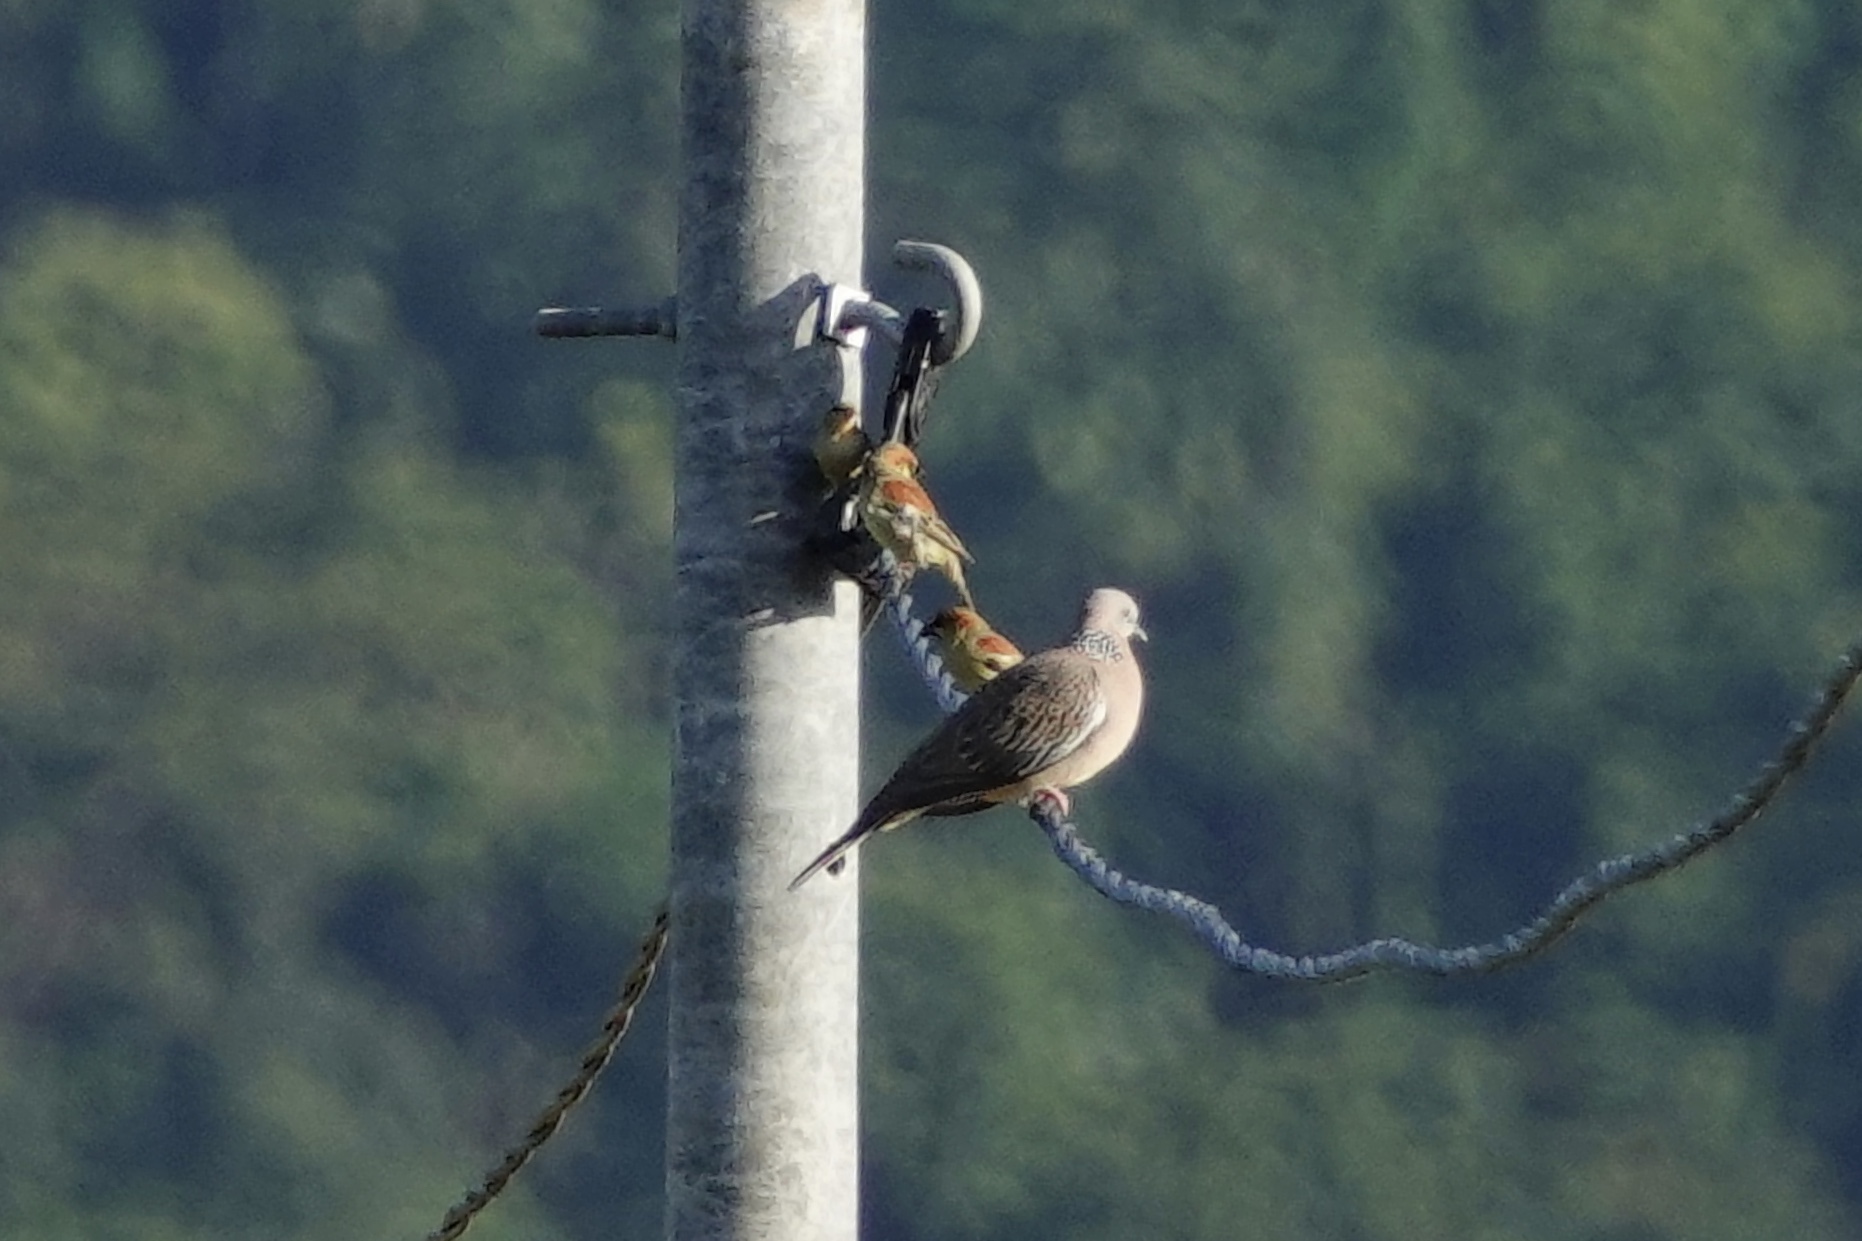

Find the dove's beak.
[{"left": 1132, "top": 625, "right": 1149, "bottom": 643}]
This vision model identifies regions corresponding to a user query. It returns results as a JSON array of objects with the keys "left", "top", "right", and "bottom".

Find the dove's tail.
[{"left": 788, "top": 808, "right": 921, "bottom": 890}]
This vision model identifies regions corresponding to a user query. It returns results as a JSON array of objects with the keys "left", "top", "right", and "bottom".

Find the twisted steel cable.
[
  {"left": 426, "top": 905, "right": 670, "bottom": 1241},
  {"left": 881, "top": 573, "right": 1862, "bottom": 980}
]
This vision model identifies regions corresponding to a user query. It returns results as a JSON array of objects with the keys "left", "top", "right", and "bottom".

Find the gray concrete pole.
[{"left": 666, "top": 3, "right": 864, "bottom": 1241}]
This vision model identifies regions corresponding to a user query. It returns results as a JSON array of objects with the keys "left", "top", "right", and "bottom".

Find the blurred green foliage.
[{"left": 3, "top": 1, "right": 1862, "bottom": 1238}]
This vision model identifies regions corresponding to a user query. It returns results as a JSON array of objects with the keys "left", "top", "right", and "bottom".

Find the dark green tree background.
[{"left": 4, "top": 1, "right": 1862, "bottom": 1237}]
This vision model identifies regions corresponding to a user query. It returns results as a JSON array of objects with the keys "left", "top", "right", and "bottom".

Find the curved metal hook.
[{"left": 891, "top": 241, "right": 983, "bottom": 365}]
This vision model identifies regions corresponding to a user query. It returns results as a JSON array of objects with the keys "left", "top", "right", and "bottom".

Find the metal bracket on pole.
[
  {"left": 533, "top": 295, "right": 678, "bottom": 340},
  {"left": 820, "top": 240, "right": 984, "bottom": 364},
  {"left": 889, "top": 241, "right": 982, "bottom": 364},
  {"left": 532, "top": 241, "right": 984, "bottom": 364},
  {"left": 816, "top": 282, "right": 876, "bottom": 351}
]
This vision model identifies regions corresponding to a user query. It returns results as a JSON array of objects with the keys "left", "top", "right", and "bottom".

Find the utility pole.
[
  {"left": 666, "top": 3, "right": 864, "bottom": 1240},
  {"left": 532, "top": 4, "right": 975, "bottom": 1229},
  {"left": 538, "top": 9, "right": 975, "bottom": 1235}
]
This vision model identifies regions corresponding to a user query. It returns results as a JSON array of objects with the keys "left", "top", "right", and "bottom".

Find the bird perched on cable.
[
  {"left": 926, "top": 606, "right": 1024, "bottom": 692},
  {"left": 791, "top": 587, "right": 1146, "bottom": 888},
  {"left": 812, "top": 403, "right": 871, "bottom": 492},
  {"left": 858, "top": 441, "right": 975, "bottom": 609}
]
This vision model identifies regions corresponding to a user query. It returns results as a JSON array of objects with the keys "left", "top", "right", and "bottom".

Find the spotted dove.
[{"left": 791, "top": 587, "right": 1146, "bottom": 888}]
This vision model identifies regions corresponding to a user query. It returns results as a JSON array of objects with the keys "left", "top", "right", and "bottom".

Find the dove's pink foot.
[{"left": 1028, "top": 787, "right": 1072, "bottom": 819}]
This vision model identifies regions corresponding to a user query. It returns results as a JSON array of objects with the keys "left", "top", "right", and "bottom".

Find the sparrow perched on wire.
[
  {"left": 812, "top": 403, "right": 871, "bottom": 492},
  {"left": 926, "top": 606, "right": 1024, "bottom": 692},
  {"left": 791, "top": 587, "right": 1146, "bottom": 887},
  {"left": 857, "top": 441, "right": 975, "bottom": 609}
]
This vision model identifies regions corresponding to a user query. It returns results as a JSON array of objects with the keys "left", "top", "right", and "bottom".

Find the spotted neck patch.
[{"left": 1072, "top": 630, "right": 1123, "bottom": 662}]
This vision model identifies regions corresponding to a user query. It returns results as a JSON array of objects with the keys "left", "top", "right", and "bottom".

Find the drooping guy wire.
[
  {"left": 880, "top": 573, "right": 1862, "bottom": 981},
  {"left": 425, "top": 905, "right": 671, "bottom": 1241}
]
